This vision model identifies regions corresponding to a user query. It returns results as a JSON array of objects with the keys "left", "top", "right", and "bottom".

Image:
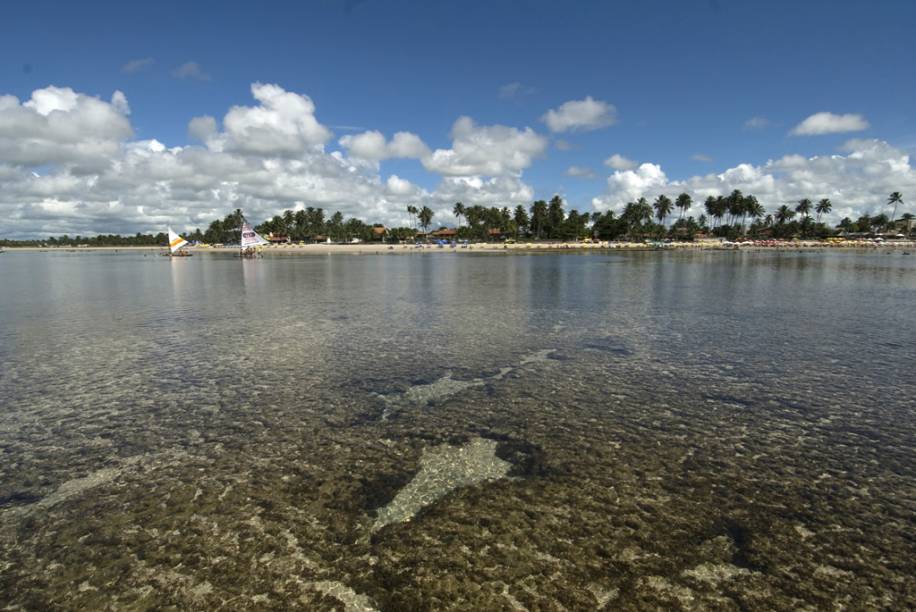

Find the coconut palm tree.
[
  {"left": 704, "top": 196, "right": 718, "bottom": 227},
  {"left": 741, "top": 195, "right": 761, "bottom": 232},
  {"left": 887, "top": 192, "right": 903, "bottom": 223},
  {"left": 795, "top": 198, "right": 813, "bottom": 219},
  {"left": 622, "top": 202, "right": 638, "bottom": 238},
  {"left": 653, "top": 195, "right": 673, "bottom": 226},
  {"left": 282, "top": 209, "right": 295, "bottom": 235},
  {"left": 453, "top": 202, "right": 465, "bottom": 228},
  {"left": 775, "top": 205, "right": 795, "bottom": 225},
  {"left": 418, "top": 206, "right": 434, "bottom": 234},
  {"left": 675, "top": 193, "right": 692, "bottom": 220},
  {"left": 747, "top": 197, "right": 765, "bottom": 224},
  {"left": 713, "top": 196, "right": 728, "bottom": 227},
  {"left": 725, "top": 190, "right": 744, "bottom": 226},
  {"left": 530, "top": 200, "right": 548, "bottom": 239},
  {"left": 514, "top": 205, "right": 529, "bottom": 238},
  {"left": 635, "top": 197, "right": 653, "bottom": 224},
  {"left": 330, "top": 211, "right": 344, "bottom": 241},
  {"left": 815, "top": 198, "right": 832, "bottom": 223},
  {"left": 406, "top": 205, "right": 418, "bottom": 229},
  {"left": 293, "top": 209, "right": 308, "bottom": 239}
]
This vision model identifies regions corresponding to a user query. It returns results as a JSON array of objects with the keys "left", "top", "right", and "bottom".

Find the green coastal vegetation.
[{"left": 1, "top": 192, "right": 909, "bottom": 248}]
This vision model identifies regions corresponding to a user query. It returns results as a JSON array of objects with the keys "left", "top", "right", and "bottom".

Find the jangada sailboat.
[
  {"left": 164, "top": 227, "right": 193, "bottom": 257},
  {"left": 239, "top": 220, "right": 269, "bottom": 258}
]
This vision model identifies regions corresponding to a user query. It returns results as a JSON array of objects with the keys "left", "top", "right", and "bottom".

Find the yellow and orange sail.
[{"left": 168, "top": 227, "right": 189, "bottom": 254}]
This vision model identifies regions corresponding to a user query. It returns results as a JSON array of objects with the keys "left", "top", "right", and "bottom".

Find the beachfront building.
[
  {"left": 371, "top": 226, "right": 387, "bottom": 241},
  {"left": 266, "top": 233, "right": 290, "bottom": 244},
  {"left": 430, "top": 228, "right": 457, "bottom": 240},
  {"left": 892, "top": 217, "right": 914, "bottom": 236}
]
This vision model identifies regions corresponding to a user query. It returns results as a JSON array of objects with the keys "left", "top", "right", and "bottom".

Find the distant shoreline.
[{"left": 4, "top": 240, "right": 914, "bottom": 255}]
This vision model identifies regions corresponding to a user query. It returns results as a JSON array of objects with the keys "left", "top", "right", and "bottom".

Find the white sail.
[
  {"left": 168, "top": 227, "right": 189, "bottom": 253},
  {"left": 240, "top": 222, "right": 269, "bottom": 249}
]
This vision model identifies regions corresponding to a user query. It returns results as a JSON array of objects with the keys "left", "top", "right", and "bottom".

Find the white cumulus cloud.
[
  {"left": 339, "top": 130, "right": 429, "bottom": 161},
  {"left": 0, "top": 86, "right": 132, "bottom": 170},
  {"left": 791, "top": 112, "right": 869, "bottom": 136},
  {"left": 111, "top": 91, "right": 130, "bottom": 115},
  {"left": 604, "top": 154, "right": 637, "bottom": 170},
  {"left": 541, "top": 97, "right": 616, "bottom": 133},
  {"left": 422, "top": 116, "right": 547, "bottom": 177},
  {"left": 213, "top": 83, "right": 333, "bottom": 156},
  {"left": 188, "top": 115, "right": 217, "bottom": 142},
  {"left": 0, "top": 84, "right": 541, "bottom": 238},
  {"left": 592, "top": 139, "right": 915, "bottom": 225}
]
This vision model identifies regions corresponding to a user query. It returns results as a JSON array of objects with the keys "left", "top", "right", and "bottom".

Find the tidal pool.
[{"left": 0, "top": 249, "right": 913, "bottom": 609}]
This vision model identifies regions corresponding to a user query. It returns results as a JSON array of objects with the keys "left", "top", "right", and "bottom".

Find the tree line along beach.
[{"left": 2, "top": 191, "right": 912, "bottom": 252}]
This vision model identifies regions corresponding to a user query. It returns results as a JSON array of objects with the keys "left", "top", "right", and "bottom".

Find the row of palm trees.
[
  {"left": 449, "top": 197, "right": 592, "bottom": 240},
  {"left": 633, "top": 190, "right": 905, "bottom": 237},
  {"left": 7, "top": 191, "right": 907, "bottom": 248},
  {"left": 432, "top": 191, "right": 909, "bottom": 241}
]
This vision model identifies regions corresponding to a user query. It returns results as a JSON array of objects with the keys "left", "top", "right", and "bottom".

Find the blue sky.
[{"left": 1, "top": 0, "right": 915, "bottom": 236}]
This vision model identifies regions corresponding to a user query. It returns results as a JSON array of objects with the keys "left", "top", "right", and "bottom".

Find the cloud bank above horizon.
[{"left": 0, "top": 83, "right": 912, "bottom": 239}]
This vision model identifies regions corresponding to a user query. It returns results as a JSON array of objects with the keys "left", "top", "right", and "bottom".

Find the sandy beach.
[{"left": 6, "top": 239, "right": 915, "bottom": 255}]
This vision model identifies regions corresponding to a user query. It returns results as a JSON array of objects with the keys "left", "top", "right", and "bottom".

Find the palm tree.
[
  {"left": 406, "top": 205, "right": 418, "bottom": 229},
  {"left": 775, "top": 205, "right": 795, "bottom": 225},
  {"left": 887, "top": 192, "right": 903, "bottom": 223},
  {"left": 726, "top": 190, "right": 744, "bottom": 227},
  {"left": 815, "top": 198, "right": 831, "bottom": 224},
  {"left": 704, "top": 196, "right": 718, "bottom": 228},
  {"left": 741, "top": 195, "right": 761, "bottom": 232},
  {"left": 622, "top": 197, "right": 652, "bottom": 238},
  {"left": 635, "top": 197, "right": 653, "bottom": 224},
  {"left": 653, "top": 195, "right": 673, "bottom": 226},
  {"left": 282, "top": 209, "right": 295, "bottom": 235},
  {"left": 546, "top": 195, "right": 565, "bottom": 238},
  {"left": 712, "top": 196, "right": 728, "bottom": 228},
  {"left": 747, "top": 197, "right": 765, "bottom": 224},
  {"left": 453, "top": 202, "right": 465, "bottom": 228},
  {"left": 293, "top": 209, "right": 308, "bottom": 239},
  {"left": 330, "top": 211, "right": 344, "bottom": 241},
  {"left": 514, "top": 205, "right": 529, "bottom": 238},
  {"left": 530, "top": 200, "right": 548, "bottom": 239},
  {"left": 675, "top": 193, "right": 692, "bottom": 220},
  {"left": 622, "top": 201, "right": 639, "bottom": 236},
  {"left": 795, "top": 198, "right": 813, "bottom": 219},
  {"left": 418, "top": 206, "right": 434, "bottom": 234}
]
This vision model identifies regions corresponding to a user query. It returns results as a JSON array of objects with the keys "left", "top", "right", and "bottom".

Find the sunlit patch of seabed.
[
  {"left": 371, "top": 348, "right": 556, "bottom": 420},
  {"left": 372, "top": 437, "right": 511, "bottom": 532}
]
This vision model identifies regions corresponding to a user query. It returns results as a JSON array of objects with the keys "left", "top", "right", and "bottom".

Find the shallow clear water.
[{"left": 1, "top": 250, "right": 914, "bottom": 609}]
